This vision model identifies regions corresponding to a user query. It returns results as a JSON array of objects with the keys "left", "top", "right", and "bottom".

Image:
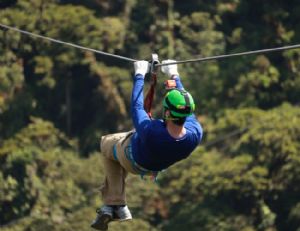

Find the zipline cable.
[
  {"left": 0, "top": 23, "right": 138, "bottom": 62},
  {"left": 2, "top": 23, "right": 300, "bottom": 66},
  {"left": 157, "top": 44, "right": 300, "bottom": 66}
]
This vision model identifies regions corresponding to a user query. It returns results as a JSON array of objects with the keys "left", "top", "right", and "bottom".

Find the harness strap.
[
  {"left": 144, "top": 54, "right": 160, "bottom": 118},
  {"left": 144, "top": 72, "right": 157, "bottom": 118},
  {"left": 113, "top": 144, "right": 118, "bottom": 161},
  {"left": 123, "top": 144, "right": 159, "bottom": 181}
]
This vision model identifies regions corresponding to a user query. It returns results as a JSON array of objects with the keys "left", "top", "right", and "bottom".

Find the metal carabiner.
[{"left": 150, "top": 53, "right": 160, "bottom": 74}]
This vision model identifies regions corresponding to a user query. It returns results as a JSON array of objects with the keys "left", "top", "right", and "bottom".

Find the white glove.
[
  {"left": 161, "top": 59, "right": 179, "bottom": 77},
  {"left": 134, "top": 60, "right": 150, "bottom": 76}
]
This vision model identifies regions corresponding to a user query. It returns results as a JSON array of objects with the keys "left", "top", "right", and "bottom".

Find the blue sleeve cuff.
[
  {"left": 172, "top": 75, "right": 184, "bottom": 89},
  {"left": 134, "top": 74, "right": 145, "bottom": 80}
]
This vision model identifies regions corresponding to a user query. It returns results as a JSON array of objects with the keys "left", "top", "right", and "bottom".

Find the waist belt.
[{"left": 123, "top": 144, "right": 159, "bottom": 181}]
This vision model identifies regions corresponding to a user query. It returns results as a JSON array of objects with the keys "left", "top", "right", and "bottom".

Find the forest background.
[{"left": 0, "top": 0, "right": 300, "bottom": 230}]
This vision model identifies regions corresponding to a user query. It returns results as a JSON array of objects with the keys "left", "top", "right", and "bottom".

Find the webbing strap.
[
  {"left": 124, "top": 145, "right": 159, "bottom": 181},
  {"left": 144, "top": 54, "right": 159, "bottom": 118},
  {"left": 144, "top": 72, "right": 157, "bottom": 118},
  {"left": 113, "top": 144, "right": 118, "bottom": 161}
]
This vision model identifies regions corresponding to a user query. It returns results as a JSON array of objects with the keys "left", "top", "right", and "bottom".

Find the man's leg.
[
  {"left": 91, "top": 132, "right": 132, "bottom": 230},
  {"left": 100, "top": 155, "right": 128, "bottom": 205},
  {"left": 100, "top": 132, "right": 131, "bottom": 205}
]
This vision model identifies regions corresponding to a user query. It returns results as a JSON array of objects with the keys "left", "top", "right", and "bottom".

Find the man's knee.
[
  {"left": 100, "top": 135, "right": 111, "bottom": 156},
  {"left": 100, "top": 134, "right": 121, "bottom": 159}
]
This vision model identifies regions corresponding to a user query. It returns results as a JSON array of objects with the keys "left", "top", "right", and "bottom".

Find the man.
[{"left": 91, "top": 60, "right": 203, "bottom": 230}]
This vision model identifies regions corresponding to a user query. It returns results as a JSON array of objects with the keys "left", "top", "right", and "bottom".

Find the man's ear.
[{"left": 165, "top": 109, "right": 171, "bottom": 118}]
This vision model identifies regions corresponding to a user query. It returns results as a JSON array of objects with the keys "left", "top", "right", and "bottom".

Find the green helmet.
[{"left": 163, "top": 89, "right": 195, "bottom": 118}]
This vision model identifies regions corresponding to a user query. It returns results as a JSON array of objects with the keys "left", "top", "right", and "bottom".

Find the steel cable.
[
  {"left": 157, "top": 44, "right": 300, "bottom": 66},
  {"left": 2, "top": 23, "right": 300, "bottom": 66},
  {"left": 0, "top": 23, "right": 138, "bottom": 62}
]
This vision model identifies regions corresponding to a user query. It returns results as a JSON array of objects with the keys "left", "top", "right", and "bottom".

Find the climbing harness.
[
  {"left": 123, "top": 144, "right": 159, "bottom": 181},
  {"left": 111, "top": 131, "right": 160, "bottom": 181},
  {"left": 144, "top": 54, "right": 160, "bottom": 118}
]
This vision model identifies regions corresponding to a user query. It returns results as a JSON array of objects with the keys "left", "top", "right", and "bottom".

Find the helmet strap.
[{"left": 179, "top": 89, "right": 191, "bottom": 110}]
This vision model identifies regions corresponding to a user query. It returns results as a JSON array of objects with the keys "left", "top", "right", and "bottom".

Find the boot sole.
[
  {"left": 112, "top": 217, "right": 132, "bottom": 222},
  {"left": 119, "top": 217, "right": 132, "bottom": 222},
  {"left": 90, "top": 214, "right": 112, "bottom": 231},
  {"left": 112, "top": 211, "right": 132, "bottom": 222}
]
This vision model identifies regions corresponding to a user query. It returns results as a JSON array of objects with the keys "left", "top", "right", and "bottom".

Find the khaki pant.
[{"left": 100, "top": 131, "right": 139, "bottom": 205}]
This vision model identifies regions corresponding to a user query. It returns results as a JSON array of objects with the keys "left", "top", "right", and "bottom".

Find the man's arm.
[
  {"left": 171, "top": 75, "right": 184, "bottom": 90},
  {"left": 185, "top": 114, "right": 203, "bottom": 142},
  {"left": 131, "top": 61, "right": 151, "bottom": 141}
]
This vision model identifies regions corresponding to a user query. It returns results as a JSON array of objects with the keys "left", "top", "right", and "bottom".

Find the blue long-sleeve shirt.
[{"left": 130, "top": 74, "right": 203, "bottom": 171}]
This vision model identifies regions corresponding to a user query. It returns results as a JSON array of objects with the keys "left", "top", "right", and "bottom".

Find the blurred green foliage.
[{"left": 0, "top": 0, "right": 300, "bottom": 231}]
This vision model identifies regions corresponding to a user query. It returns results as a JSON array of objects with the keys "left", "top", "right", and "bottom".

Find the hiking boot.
[
  {"left": 90, "top": 206, "right": 113, "bottom": 230},
  {"left": 113, "top": 205, "right": 132, "bottom": 222}
]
